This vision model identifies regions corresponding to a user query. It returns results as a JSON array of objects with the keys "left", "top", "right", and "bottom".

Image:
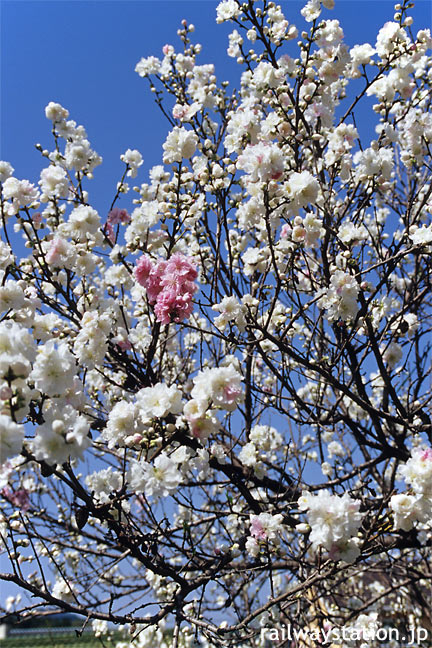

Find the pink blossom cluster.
[
  {"left": 104, "top": 207, "right": 130, "bottom": 243},
  {"left": 1, "top": 487, "right": 30, "bottom": 512},
  {"left": 134, "top": 252, "right": 198, "bottom": 324}
]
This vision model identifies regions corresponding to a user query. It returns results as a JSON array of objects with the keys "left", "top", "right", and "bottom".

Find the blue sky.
[{"left": 1, "top": 0, "right": 431, "bottom": 219}]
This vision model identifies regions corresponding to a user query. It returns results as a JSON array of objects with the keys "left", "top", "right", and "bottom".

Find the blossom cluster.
[
  {"left": 390, "top": 447, "right": 432, "bottom": 531},
  {"left": 299, "top": 490, "right": 363, "bottom": 562},
  {"left": 246, "top": 512, "right": 285, "bottom": 557},
  {"left": 134, "top": 252, "right": 198, "bottom": 324}
]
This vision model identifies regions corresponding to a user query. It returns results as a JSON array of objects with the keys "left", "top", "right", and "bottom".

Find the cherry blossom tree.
[{"left": 1, "top": 0, "right": 432, "bottom": 646}]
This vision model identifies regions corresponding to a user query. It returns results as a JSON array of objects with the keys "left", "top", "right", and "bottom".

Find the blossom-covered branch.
[{"left": 1, "top": 0, "right": 432, "bottom": 645}]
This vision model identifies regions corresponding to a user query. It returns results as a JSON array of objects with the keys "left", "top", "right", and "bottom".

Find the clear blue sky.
[{"left": 1, "top": 0, "right": 431, "bottom": 219}]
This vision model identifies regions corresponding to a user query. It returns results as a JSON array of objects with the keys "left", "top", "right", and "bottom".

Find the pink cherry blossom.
[
  {"left": 250, "top": 517, "right": 267, "bottom": 540},
  {"left": 146, "top": 261, "right": 167, "bottom": 304},
  {"left": 135, "top": 253, "right": 198, "bottom": 324},
  {"left": 421, "top": 448, "right": 432, "bottom": 462},
  {"left": 104, "top": 208, "right": 130, "bottom": 242},
  {"left": 1, "top": 487, "right": 30, "bottom": 512},
  {"left": 280, "top": 224, "right": 290, "bottom": 238},
  {"left": 45, "top": 237, "right": 68, "bottom": 265},
  {"left": 164, "top": 252, "right": 198, "bottom": 282}
]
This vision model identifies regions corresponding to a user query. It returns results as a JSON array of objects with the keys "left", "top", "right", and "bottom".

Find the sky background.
[{"left": 0, "top": 0, "right": 431, "bottom": 609}]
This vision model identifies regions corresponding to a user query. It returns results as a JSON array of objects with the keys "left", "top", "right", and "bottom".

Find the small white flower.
[
  {"left": 163, "top": 127, "right": 198, "bottom": 163},
  {"left": 237, "top": 142, "right": 284, "bottom": 183},
  {"left": 399, "top": 447, "right": 432, "bottom": 496},
  {"left": 135, "top": 56, "right": 161, "bottom": 77},
  {"left": 286, "top": 171, "right": 319, "bottom": 209},
  {"left": 390, "top": 493, "right": 418, "bottom": 531},
  {"left": 216, "top": 0, "right": 240, "bottom": 23},
  {"left": 128, "top": 454, "right": 182, "bottom": 498},
  {"left": 39, "top": 165, "right": 69, "bottom": 200},
  {"left": 121, "top": 149, "right": 143, "bottom": 178},
  {"left": 30, "top": 340, "right": 76, "bottom": 396},
  {"left": 239, "top": 442, "right": 258, "bottom": 467},
  {"left": 0, "top": 161, "right": 14, "bottom": 183},
  {"left": 0, "top": 415, "right": 25, "bottom": 462},
  {"left": 2, "top": 177, "right": 40, "bottom": 214},
  {"left": 191, "top": 365, "right": 243, "bottom": 411},
  {"left": 136, "top": 383, "right": 183, "bottom": 420},
  {"left": 409, "top": 224, "right": 432, "bottom": 245},
  {"left": 45, "top": 102, "right": 69, "bottom": 122}
]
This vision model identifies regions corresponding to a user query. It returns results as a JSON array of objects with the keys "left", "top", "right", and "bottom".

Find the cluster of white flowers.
[
  {"left": 30, "top": 340, "right": 77, "bottom": 396},
  {"left": 172, "top": 101, "right": 201, "bottom": 123},
  {"left": 286, "top": 171, "right": 319, "bottom": 211},
  {"left": 128, "top": 452, "right": 183, "bottom": 498},
  {"left": 212, "top": 295, "right": 246, "bottom": 331},
  {"left": 337, "top": 221, "right": 368, "bottom": 246},
  {"left": 375, "top": 21, "right": 409, "bottom": 59},
  {"left": 381, "top": 340, "right": 403, "bottom": 368},
  {"left": 45, "top": 102, "right": 102, "bottom": 173},
  {"left": 0, "top": 321, "right": 35, "bottom": 426},
  {"left": 101, "top": 383, "right": 182, "bottom": 449},
  {"left": 409, "top": 223, "right": 432, "bottom": 246},
  {"left": 43, "top": 236, "right": 76, "bottom": 269},
  {"left": 0, "top": 160, "right": 15, "bottom": 183},
  {"left": 241, "top": 246, "right": 269, "bottom": 276},
  {"left": 181, "top": 365, "right": 243, "bottom": 442},
  {"left": 348, "top": 42, "right": 376, "bottom": 77},
  {"left": 237, "top": 142, "right": 284, "bottom": 183},
  {"left": 162, "top": 127, "right": 198, "bottom": 164},
  {"left": 266, "top": 4, "right": 296, "bottom": 43},
  {"left": 251, "top": 62, "right": 285, "bottom": 90},
  {"left": 45, "top": 101, "right": 69, "bottom": 123},
  {"left": 73, "top": 310, "right": 111, "bottom": 369},
  {"left": 183, "top": 398, "right": 219, "bottom": 442},
  {"left": 66, "top": 205, "right": 101, "bottom": 242},
  {"left": 390, "top": 447, "right": 432, "bottom": 531},
  {"left": 137, "top": 383, "right": 183, "bottom": 420},
  {"left": 324, "top": 123, "right": 359, "bottom": 166},
  {"left": 299, "top": 490, "right": 363, "bottom": 562},
  {"left": 246, "top": 512, "right": 285, "bottom": 557},
  {"left": 0, "top": 414, "right": 25, "bottom": 463},
  {"left": 239, "top": 424, "right": 282, "bottom": 476},
  {"left": 39, "top": 165, "right": 69, "bottom": 202},
  {"left": 301, "top": 0, "right": 334, "bottom": 23},
  {"left": 224, "top": 107, "right": 261, "bottom": 154},
  {"left": 2, "top": 177, "right": 40, "bottom": 217},
  {"left": 316, "top": 19, "right": 344, "bottom": 49},
  {"left": 191, "top": 365, "right": 243, "bottom": 411},
  {"left": 289, "top": 213, "right": 324, "bottom": 247},
  {"left": 51, "top": 579, "right": 77, "bottom": 603},
  {"left": 86, "top": 468, "right": 123, "bottom": 504},
  {"left": 135, "top": 55, "right": 162, "bottom": 77},
  {"left": 32, "top": 402, "right": 91, "bottom": 465},
  {"left": 0, "top": 279, "right": 26, "bottom": 312},
  {"left": 318, "top": 269, "right": 360, "bottom": 322},
  {"left": 353, "top": 145, "right": 393, "bottom": 184},
  {"left": 102, "top": 399, "right": 140, "bottom": 449}
]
